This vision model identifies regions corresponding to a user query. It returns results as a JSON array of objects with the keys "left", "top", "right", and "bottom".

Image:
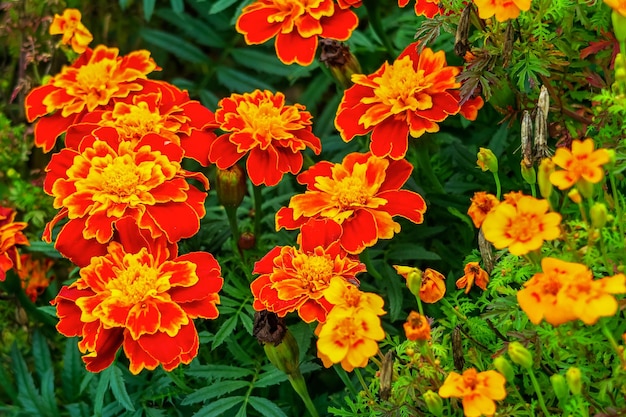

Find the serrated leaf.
[
  {"left": 192, "top": 396, "right": 244, "bottom": 417},
  {"left": 109, "top": 365, "right": 135, "bottom": 412},
  {"left": 37, "top": 305, "right": 59, "bottom": 318},
  {"left": 212, "top": 315, "right": 238, "bottom": 349},
  {"left": 32, "top": 329, "right": 52, "bottom": 381},
  {"left": 181, "top": 380, "right": 248, "bottom": 405},
  {"left": 140, "top": 29, "right": 209, "bottom": 64},
  {"left": 40, "top": 368, "right": 58, "bottom": 414},
  {"left": 248, "top": 396, "right": 288, "bottom": 417},
  {"left": 253, "top": 368, "right": 287, "bottom": 388},
  {"left": 143, "top": 0, "right": 156, "bottom": 20},
  {"left": 11, "top": 343, "right": 46, "bottom": 415},
  {"left": 93, "top": 368, "right": 110, "bottom": 417},
  {"left": 209, "top": 0, "right": 240, "bottom": 14},
  {"left": 239, "top": 312, "right": 254, "bottom": 335}
]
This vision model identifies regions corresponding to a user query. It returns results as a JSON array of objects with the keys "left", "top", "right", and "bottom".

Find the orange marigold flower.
[
  {"left": 439, "top": 368, "right": 507, "bottom": 417},
  {"left": 403, "top": 311, "right": 431, "bottom": 341},
  {"left": 398, "top": 0, "right": 442, "bottom": 18},
  {"left": 473, "top": 0, "right": 531, "bottom": 22},
  {"left": 251, "top": 219, "right": 365, "bottom": 323},
  {"left": 42, "top": 127, "right": 208, "bottom": 266},
  {"left": 323, "top": 276, "right": 386, "bottom": 315},
  {"left": 49, "top": 8, "right": 93, "bottom": 54},
  {"left": 518, "top": 257, "right": 626, "bottom": 326},
  {"left": 52, "top": 239, "right": 223, "bottom": 374},
  {"left": 18, "top": 254, "right": 54, "bottom": 302},
  {"left": 481, "top": 195, "right": 561, "bottom": 256},
  {"left": 549, "top": 139, "right": 611, "bottom": 190},
  {"left": 605, "top": 0, "right": 626, "bottom": 16},
  {"left": 337, "top": 0, "right": 362, "bottom": 8},
  {"left": 0, "top": 207, "right": 29, "bottom": 281},
  {"left": 236, "top": 0, "right": 359, "bottom": 66},
  {"left": 210, "top": 89, "right": 321, "bottom": 186},
  {"left": 277, "top": 152, "right": 427, "bottom": 254},
  {"left": 394, "top": 265, "right": 446, "bottom": 303},
  {"left": 456, "top": 262, "right": 489, "bottom": 293},
  {"left": 25, "top": 45, "right": 159, "bottom": 152},
  {"left": 467, "top": 191, "right": 499, "bottom": 228},
  {"left": 66, "top": 80, "right": 218, "bottom": 166},
  {"left": 335, "top": 42, "right": 483, "bottom": 160}
]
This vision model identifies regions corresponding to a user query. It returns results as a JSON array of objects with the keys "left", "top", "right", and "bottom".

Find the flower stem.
[
  {"left": 601, "top": 320, "right": 626, "bottom": 369},
  {"left": 354, "top": 368, "right": 373, "bottom": 398},
  {"left": 493, "top": 172, "right": 502, "bottom": 200},
  {"left": 439, "top": 298, "right": 468, "bottom": 323},
  {"left": 253, "top": 185, "right": 263, "bottom": 238},
  {"left": 526, "top": 367, "right": 552, "bottom": 417},
  {"left": 224, "top": 205, "right": 240, "bottom": 244},
  {"left": 288, "top": 370, "right": 320, "bottom": 417},
  {"left": 609, "top": 172, "right": 625, "bottom": 239}
]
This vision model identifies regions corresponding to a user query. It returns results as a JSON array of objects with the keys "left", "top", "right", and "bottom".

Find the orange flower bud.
[
  {"left": 216, "top": 164, "right": 247, "bottom": 208},
  {"left": 567, "top": 188, "right": 582, "bottom": 204}
]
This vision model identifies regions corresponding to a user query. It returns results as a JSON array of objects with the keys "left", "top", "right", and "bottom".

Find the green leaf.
[
  {"left": 32, "top": 329, "right": 52, "bottom": 381},
  {"left": 109, "top": 365, "right": 135, "bottom": 412},
  {"left": 140, "top": 29, "right": 209, "bottom": 64},
  {"left": 62, "top": 338, "right": 83, "bottom": 402},
  {"left": 212, "top": 314, "right": 239, "bottom": 349},
  {"left": 11, "top": 343, "right": 46, "bottom": 415},
  {"left": 248, "top": 396, "right": 288, "bottom": 417},
  {"left": 93, "top": 368, "right": 111, "bottom": 417},
  {"left": 181, "top": 380, "right": 249, "bottom": 405},
  {"left": 155, "top": 9, "right": 226, "bottom": 48},
  {"left": 192, "top": 396, "right": 245, "bottom": 417},
  {"left": 185, "top": 364, "right": 254, "bottom": 380},
  {"left": 209, "top": 0, "right": 240, "bottom": 14},
  {"left": 215, "top": 67, "right": 274, "bottom": 93},
  {"left": 231, "top": 48, "right": 308, "bottom": 78},
  {"left": 40, "top": 368, "right": 58, "bottom": 414},
  {"left": 381, "top": 263, "right": 404, "bottom": 322},
  {"left": 26, "top": 241, "right": 62, "bottom": 258},
  {"left": 239, "top": 311, "right": 254, "bottom": 335},
  {"left": 253, "top": 368, "right": 287, "bottom": 388},
  {"left": 386, "top": 244, "right": 442, "bottom": 261},
  {"left": 170, "top": 0, "right": 184, "bottom": 13},
  {"left": 143, "top": 0, "right": 156, "bottom": 21}
]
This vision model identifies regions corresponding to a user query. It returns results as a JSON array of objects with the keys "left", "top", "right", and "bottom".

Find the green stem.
[
  {"left": 354, "top": 368, "right": 372, "bottom": 397},
  {"left": 601, "top": 321, "right": 626, "bottom": 369},
  {"left": 493, "top": 172, "right": 502, "bottom": 200},
  {"left": 253, "top": 185, "right": 263, "bottom": 238},
  {"left": 529, "top": 183, "right": 536, "bottom": 198},
  {"left": 527, "top": 367, "right": 552, "bottom": 417},
  {"left": 609, "top": 172, "right": 625, "bottom": 239},
  {"left": 439, "top": 298, "right": 468, "bottom": 323},
  {"left": 288, "top": 371, "right": 321, "bottom": 417},
  {"left": 361, "top": 249, "right": 384, "bottom": 281},
  {"left": 224, "top": 205, "right": 240, "bottom": 244}
]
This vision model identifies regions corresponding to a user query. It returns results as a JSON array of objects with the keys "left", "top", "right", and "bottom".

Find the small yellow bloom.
[
  {"left": 473, "top": 0, "right": 531, "bottom": 22},
  {"left": 549, "top": 139, "right": 610, "bottom": 190},
  {"left": 439, "top": 368, "right": 507, "bottom": 417},
  {"left": 49, "top": 9, "right": 93, "bottom": 54}
]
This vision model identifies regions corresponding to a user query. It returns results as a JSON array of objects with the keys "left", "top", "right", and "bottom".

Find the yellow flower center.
[
  {"left": 72, "top": 59, "right": 116, "bottom": 98},
  {"left": 333, "top": 316, "right": 359, "bottom": 341},
  {"left": 100, "top": 156, "right": 142, "bottom": 199},
  {"left": 298, "top": 254, "right": 335, "bottom": 291},
  {"left": 107, "top": 260, "right": 161, "bottom": 305},
  {"left": 506, "top": 213, "right": 537, "bottom": 242},
  {"left": 335, "top": 176, "right": 371, "bottom": 207},
  {"left": 237, "top": 100, "right": 290, "bottom": 148},
  {"left": 108, "top": 102, "right": 167, "bottom": 139},
  {"left": 365, "top": 56, "right": 433, "bottom": 115}
]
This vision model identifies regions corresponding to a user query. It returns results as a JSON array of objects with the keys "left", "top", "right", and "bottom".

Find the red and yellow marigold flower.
[
  {"left": 315, "top": 278, "right": 385, "bottom": 371},
  {"left": 439, "top": 368, "right": 507, "bottom": 417},
  {"left": 481, "top": 194, "right": 561, "bottom": 256},
  {"left": 65, "top": 80, "right": 218, "bottom": 166},
  {"left": 517, "top": 257, "right": 626, "bottom": 326},
  {"left": 473, "top": 0, "right": 531, "bottom": 22},
  {"left": 337, "top": 0, "right": 362, "bottom": 8},
  {"left": 468, "top": 191, "right": 499, "bottom": 228},
  {"left": 549, "top": 139, "right": 611, "bottom": 191},
  {"left": 251, "top": 219, "right": 365, "bottom": 323},
  {"left": 404, "top": 311, "right": 431, "bottom": 341},
  {"left": 0, "top": 207, "right": 29, "bottom": 281},
  {"left": 398, "top": 0, "right": 442, "bottom": 18},
  {"left": 52, "top": 239, "right": 223, "bottom": 374},
  {"left": 236, "top": 0, "right": 359, "bottom": 66},
  {"left": 210, "top": 89, "right": 321, "bottom": 186},
  {"left": 42, "top": 127, "right": 207, "bottom": 266},
  {"left": 18, "top": 254, "right": 54, "bottom": 302},
  {"left": 25, "top": 45, "right": 159, "bottom": 152},
  {"left": 335, "top": 42, "right": 483, "bottom": 160},
  {"left": 456, "top": 262, "right": 489, "bottom": 293},
  {"left": 276, "top": 152, "right": 427, "bottom": 254},
  {"left": 394, "top": 265, "right": 446, "bottom": 303},
  {"left": 49, "top": 8, "right": 93, "bottom": 54}
]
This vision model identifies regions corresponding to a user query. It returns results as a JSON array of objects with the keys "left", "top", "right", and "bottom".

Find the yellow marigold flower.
[
  {"left": 605, "top": 0, "right": 626, "bottom": 17},
  {"left": 323, "top": 277, "right": 386, "bottom": 315},
  {"left": 0, "top": 207, "right": 29, "bottom": 281},
  {"left": 549, "top": 139, "right": 610, "bottom": 190},
  {"left": 481, "top": 195, "right": 561, "bottom": 256},
  {"left": 473, "top": 0, "right": 531, "bottom": 22},
  {"left": 49, "top": 8, "right": 93, "bottom": 54},
  {"left": 456, "top": 262, "right": 489, "bottom": 293},
  {"left": 560, "top": 272, "right": 626, "bottom": 325},
  {"left": 394, "top": 265, "right": 446, "bottom": 303},
  {"left": 439, "top": 368, "right": 507, "bottom": 417},
  {"left": 467, "top": 191, "right": 499, "bottom": 228},
  {"left": 403, "top": 311, "right": 431, "bottom": 341}
]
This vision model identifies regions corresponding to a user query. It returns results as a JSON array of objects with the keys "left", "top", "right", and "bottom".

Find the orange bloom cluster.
[
  {"left": 0, "top": 207, "right": 29, "bottom": 281},
  {"left": 549, "top": 138, "right": 610, "bottom": 191},
  {"left": 456, "top": 262, "right": 489, "bottom": 293},
  {"left": 236, "top": 0, "right": 359, "bottom": 66},
  {"left": 439, "top": 368, "right": 507, "bottom": 417},
  {"left": 468, "top": 191, "right": 499, "bottom": 228},
  {"left": 335, "top": 42, "right": 483, "bottom": 160},
  {"left": 398, "top": 0, "right": 442, "bottom": 18},
  {"left": 49, "top": 8, "right": 93, "bottom": 54},
  {"left": 403, "top": 311, "right": 431, "bottom": 341},
  {"left": 517, "top": 257, "right": 626, "bottom": 326},
  {"left": 481, "top": 194, "right": 561, "bottom": 256},
  {"left": 211, "top": 90, "right": 321, "bottom": 186},
  {"left": 18, "top": 254, "right": 54, "bottom": 302},
  {"left": 53, "top": 238, "right": 223, "bottom": 374},
  {"left": 276, "top": 152, "right": 427, "bottom": 254},
  {"left": 473, "top": 0, "right": 531, "bottom": 22}
]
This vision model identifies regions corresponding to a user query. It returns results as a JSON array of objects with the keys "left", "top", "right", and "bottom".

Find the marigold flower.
[
  {"left": 394, "top": 265, "right": 446, "bottom": 303},
  {"left": 323, "top": 276, "right": 386, "bottom": 315},
  {"left": 456, "top": 262, "right": 489, "bottom": 293},
  {"left": 236, "top": 0, "right": 359, "bottom": 66},
  {"left": 49, "top": 8, "right": 93, "bottom": 54},
  {"left": 210, "top": 90, "right": 321, "bottom": 186},
  {"left": 473, "top": 0, "right": 531, "bottom": 22},
  {"left": 65, "top": 80, "right": 218, "bottom": 166},
  {"left": 42, "top": 127, "right": 207, "bottom": 266},
  {"left": 398, "top": 0, "right": 442, "bottom": 18},
  {"left": 277, "top": 152, "right": 427, "bottom": 254},
  {"left": 52, "top": 239, "right": 223, "bottom": 374},
  {"left": 335, "top": 42, "right": 483, "bottom": 160},
  {"left": 438, "top": 368, "right": 507, "bottom": 417},
  {"left": 0, "top": 207, "right": 29, "bottom": 281},
  {"left": 604, "top": 0, "right": 626, "bottom": 17},
  {"left": 549, "top": 139, "right": 611, "bottom": 191},
  {"left": 481, "top": 195, "right": 561, "bottom": 256},
  {"left": 337, "top": 0, "right": 362, "bottom": 7},
  {"left": 18, "top": 254, "right": 54, "bottom": 302},
  {"left": 251, "top": 219, "right": 365, "bottom": 323},
  {"left": 25, "top": 45, "right": 159, "bottom": 152},
  {"left": 404, "top": 311, "right": 431, "bottom": 341},
  {"left": 467, "top": 191, "right": 499, "bottom": 228}
]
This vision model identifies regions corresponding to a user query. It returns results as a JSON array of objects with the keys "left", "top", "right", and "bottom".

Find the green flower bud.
[
  {"left": 521, "top": 162, "right": 536, "bottom": 186},
  {"left": 493, "top": 356, "right": 515, "bottom": 382},
  {"left": 406, "top": 269, "right": 423, "bottom": 298},
  {"left": 612, "top": 11, "right": 626, "bottom": 43},
  {"left": 477, "top": 148, "right": 498, "bottom": 173},
  {"left": 319, "top": 39, "right": 362, "bottom": 88},
  {"left": 423, "top": 390, "right": 444, "bottom": 417},
  {"left": 590, "top": 202, "right": 608, "bottom": 229},
  {"left": 264, "top": 330, "right": 300, "bottom": 377},
  {"left": 550, "top": 374, "right": 569, "bottom": 402},
  {"left": 537, "top": 158, "right": 555, "bottom": 199},
  {"left": 216, "top": 164, "right": 246, "bottom": 208},
  {"left": 508, "top": 341, "right": 533, "bottom": 369},
  {"left": 566, "top": 367, "right": 583, "bottom": 396},
  {"left": 576, "top": 179, "right": 594, "bottom": 200}
]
